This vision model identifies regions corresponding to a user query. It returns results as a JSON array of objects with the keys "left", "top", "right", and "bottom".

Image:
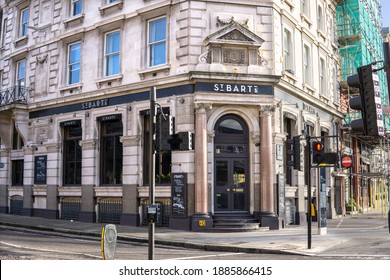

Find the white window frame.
[
  {"left": 317, "top": 5, "right": 324, "bottom": 32},
  {"left": 71, "top": 0, "right": 83, "bottom": 16},
  {"left": 301, "top": 0, "right": 310, "bottom": 17},
  {"left": 20, "top": 7, "right": 29, "bottom": 37},
  {"left": 67, "top": 41, "right": 81, "bottom": 85},
  {"left": 147, "top": 16, "right": 167, "bottom": 67},
  {"left": 319, "top": 57, "right": 326, "bottom": 94},
  {"left": 16, "top": 59, "right": 26, "bottom": 88},
  {"left": 104, "top": 30, "right": 121, "bottom": 77},
  {"left": 283, "top": 28, "right": 294, "bottom": 73},
  {"left": 303, "top": 44, "right": 312, "bottom": 85}
]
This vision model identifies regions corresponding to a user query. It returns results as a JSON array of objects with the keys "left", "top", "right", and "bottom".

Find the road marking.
[
  {"left": 167, "top": 252, "right": 247, "bottom": 260},
  {"left": 0, "top": 241, "right": 101, "bottom": 259},
  {"left": 336, "top": 218, "right": 344, "bottom": 228}
]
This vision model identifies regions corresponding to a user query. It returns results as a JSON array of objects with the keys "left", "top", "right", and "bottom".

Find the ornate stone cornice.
[{"left": 195, "top": 103, "right": 213, "bottom": 113}]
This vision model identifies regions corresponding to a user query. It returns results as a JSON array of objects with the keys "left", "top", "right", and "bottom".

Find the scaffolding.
[
  {"left": 337, "top": 0, "right": 388, "bottom": 106},
  {"left": 337, "top": 0, "right": 390, "bottom": 214}
]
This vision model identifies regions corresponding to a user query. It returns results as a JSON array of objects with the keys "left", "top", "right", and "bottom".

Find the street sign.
[{"left": 341, "top": 155, "right": 353, "bottom": 168}]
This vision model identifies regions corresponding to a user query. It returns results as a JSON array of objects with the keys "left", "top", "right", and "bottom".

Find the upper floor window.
[
  {"left": 20, "top": 8, "right": 28, "bottom": 37},
  {"left": 303, "top": 45, "right": 312, "bottom": 85},
  {"left": 283, "top": 29, "right": 293, "bottom": 73},
  {"left": 301, "top": 0, "right": 310, "bottom": 17},
  {"left": 71, "top": 0, "right": 83, "bottom": 16},
  {"left": 104, "top": 30, "right": 120, "bottom": 76},
  {"left": 107, "top": 0, "right": 119, "bottom": 3},
  {"left": 68, "top": 42, "right": 81, "bottom": 84},
  {"left": 319, "top": 58, "right": 326, "bottom": 94},
  {"left": 148, "top": 17, "right": 167, "bottom": 67},
  {"left": 317, "top": 6, "right": 324, "bottom": 32},
  {"left": 16, "top": 59, "right": 26, "bottom": 88}
]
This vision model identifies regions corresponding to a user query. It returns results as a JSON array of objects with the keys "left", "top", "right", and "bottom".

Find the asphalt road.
[{"left": 1, "top": 225, "right": 389, "bottom": 260}]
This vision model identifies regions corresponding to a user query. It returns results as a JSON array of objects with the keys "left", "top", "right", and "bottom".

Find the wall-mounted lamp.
[
  {"left": 48, "top": 117, "right": 53, "bottom": 123},
  {"left": 167, "top": 97, "right": 185, "bottom": 104}
]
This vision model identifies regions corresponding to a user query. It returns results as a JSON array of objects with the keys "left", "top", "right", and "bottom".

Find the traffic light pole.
[
  {"left": 148, "top": 87, "right": 156, "bottom": 260},
  {"left": 306, "top": 134, "right": 312, "bottom": 249}
]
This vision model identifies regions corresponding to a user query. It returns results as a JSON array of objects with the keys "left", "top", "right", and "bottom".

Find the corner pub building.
[{"left": 0, "top": 0, "right": 343, "bottom": 231}]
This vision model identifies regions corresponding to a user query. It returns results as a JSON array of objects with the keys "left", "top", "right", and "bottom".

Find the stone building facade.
[{"left": 0, "top": 0, "right": 342, "bottom": 231}]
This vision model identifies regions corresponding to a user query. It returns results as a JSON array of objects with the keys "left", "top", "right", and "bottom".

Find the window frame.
[
  {"left": 317, "top": 5, "right": 324, "bottom": 32},
  {"left": 63, "top": 124, "right": 82, "bottom": 186},
  {"left": 147, "top": 16, "right": 167, "bottom": 67},
  {"left": 67, "top": 41, "right": 81, "bottom": 85},
  {"left": 301, "top": 0, "right": 310, "bottom": 17},
  {"left": 100, "top": 118, "right": 123, "bottom": 185},
  {"left": 71, "top": 0, "right": 83, "bottom": 16},
  {"left": 16, "top": 59, "right": 26, "bottom": 88},
  {"left": 20, "top": 7, "right": 29, "bottom": 37},
  {"left": 12, "top": 160, "right": 24, "bottom": 186},
  {"left": 319, "top": 57, "right": 326, "bottom": 94},
  {"left": 283, "top": 28, "right": 294, "bottom": 73},
  {"left": 104, "top": 30, "right": 121, "bottom": 77},
  {"left": 303, "top": 44, "right": 312, "bottom": 85}
]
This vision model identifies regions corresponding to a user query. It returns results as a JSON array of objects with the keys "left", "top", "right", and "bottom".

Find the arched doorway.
[{"left": 214, "top": 114, "right": 249, "bottom": 213}]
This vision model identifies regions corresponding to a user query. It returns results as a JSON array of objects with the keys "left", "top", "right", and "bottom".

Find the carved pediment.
[
  {"left": 205, "top": 21, "right": 264, "bottom": 47},
  {"left": 220, "top": 29, "right": 254, "bottom": 42}
]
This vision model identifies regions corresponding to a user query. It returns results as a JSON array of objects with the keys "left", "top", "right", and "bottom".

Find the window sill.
[
  {"left": 281, "top": 0, "right": 295, "bottom": 10},
  {"left": 300, "top": 13, "right": 313, "bottom": 27},
  {"left": 96, "top": 74, "right": 123, "bottom": 88},
  {"left": 98, "top": 0, "right": 123, "bottom": 15},
  {"left": 282, "top": 70, "right": 298, "bottom": 85},
  {"left": 317, "top": 29, "right": 327, "bottom": 41},
  {"left": 303, "top": 83, "right": 315, "bottom": 94},
  {"left": 138, "top": 64, "right": 171, "bottom": 80},
  {"left": 59, "top": 83, "right": 83, "bottom": 94},
  {"left": 13, "top": 36, "right": 28, "bottom": 48},
  {"left": 63, "top": 13, "right": 85, "bottom": 28}
]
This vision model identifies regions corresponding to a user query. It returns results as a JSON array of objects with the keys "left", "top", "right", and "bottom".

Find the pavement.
[{"left": 1, "top": 212, "right": 389, "bottom": 257}]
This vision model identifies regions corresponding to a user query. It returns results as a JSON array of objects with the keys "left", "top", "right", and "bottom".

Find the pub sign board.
[
  {"left": 171, "top": 173, "right": 187, "bottom": 218},
  {"left": 34, "top": 155, "right": 47, "bottom": 184}
]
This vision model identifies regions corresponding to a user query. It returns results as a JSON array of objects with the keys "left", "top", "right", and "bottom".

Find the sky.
[{"left": 381, "top": 0, "right": 390, "bottom": 28}]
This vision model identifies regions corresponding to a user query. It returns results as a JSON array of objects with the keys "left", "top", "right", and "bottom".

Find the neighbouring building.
[
  {"left": 0, "top": 0, "right": 342, "bottom": 231},
  {"left": 337, "top": 0, "right": 389, "bottom": 215}
]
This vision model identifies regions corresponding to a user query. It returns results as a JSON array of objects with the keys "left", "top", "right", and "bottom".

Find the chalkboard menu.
[
  {"left": 171, "top": 173, "right": 187, "bottom": 217},
  {"left": 34, "top": 155, "right": 47, "bottom": 184}
]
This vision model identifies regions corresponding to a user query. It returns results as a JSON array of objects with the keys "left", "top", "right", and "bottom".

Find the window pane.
[
  {"left": 69, "top": 42, "right": 81, "bottom": 84},
  {"left": 73, "top": 0, "right": 82, "bottom": 16},
  {"left": 105, "top": 31, "right": 120, "bottom": 76},
  {"left": 21, "top": 9, "right": 28, "bottom": 36},
  {"left": 106, "top": 54, "right": 119, "bottom": 76},
  {"left": 101, "top": 120, "right": 123, "bottom": 185},
  {"left": 148, "top": 17, "right": 166, "bottom": 67},
  {"left": 150, "top": 42, "right": 166, "bottom": 66},
  {"left": 149, "top": 17, "right": 166, "bottom": 43},
  {"left": 63, "top": 125, "right": 82, "bottom": 185},
  {"left": 17, "top": 60, "right": 26, "bottom": 87},
  {"left": 218, "top": 119, "right": 243, "bottom": 134},
  {"left": 106, "top": 32, "right": 120, "bottom": 54}
]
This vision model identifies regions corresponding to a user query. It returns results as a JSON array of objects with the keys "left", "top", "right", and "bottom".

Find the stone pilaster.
[
  {"left": 79, "top": 139, "right": 97, "bottom": 223},
  {"left": 191, "top": 103, "right": 213, "bottom": 231},
  {"left": 256, "top": 105, "right": 279, "bottom": 229}
]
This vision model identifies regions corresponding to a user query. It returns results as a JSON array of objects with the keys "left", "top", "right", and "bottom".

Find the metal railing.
[
  {"left": 0, "top": 86, "right": 29, "bottom": 106},
  {"left": 60, "top": 197, "right": 81, "bottom": 221},
  {"left": 98, "top": 198, "right": 123, "bottom": 224}
]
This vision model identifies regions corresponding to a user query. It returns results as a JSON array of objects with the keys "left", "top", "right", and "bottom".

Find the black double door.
[{"left": 214, "top": 157, "right": 248, "bottom": 212}]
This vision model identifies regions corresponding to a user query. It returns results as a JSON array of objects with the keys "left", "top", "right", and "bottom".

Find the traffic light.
[
  {"left": 347, "top": 64, "right": 384, "bottom": 136},
  {"left": 286, "top": 136, "right": 301, "bottom": 170},
  {"left": 312, "top": 141, "right": 338, "bottom": 165},
  {"left": 312, "top": 141, "right": 324, "bottom": 165}
]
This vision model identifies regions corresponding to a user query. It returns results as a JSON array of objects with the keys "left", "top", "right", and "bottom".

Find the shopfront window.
[
  {"left": 100, "top": 116, "right": 123, "bottom": 185},
  {"left": 63, "top": 122, "right": 82, "bottom": 185}
]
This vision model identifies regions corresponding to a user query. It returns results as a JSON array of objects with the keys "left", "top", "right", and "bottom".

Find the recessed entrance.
[{"left": 214, "top": 114, "right": 249, "bottom": 213}]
